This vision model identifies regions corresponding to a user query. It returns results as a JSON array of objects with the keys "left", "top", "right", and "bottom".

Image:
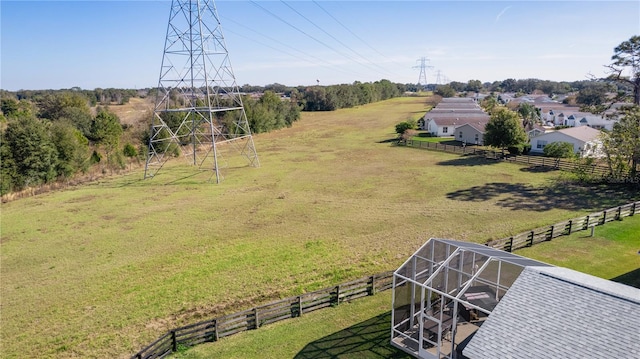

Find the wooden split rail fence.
[
  {"left": 131, "top": 271, "right": 394, "bottom": 359},
  {"left": 487, "top": 201, "right": 639, "bottom": 252},
  {"left": 402, "top": 140, "right": 611, "bottom": 176},
  {"left": 131, "top": 199, "right": 639, "bottom": 358}
]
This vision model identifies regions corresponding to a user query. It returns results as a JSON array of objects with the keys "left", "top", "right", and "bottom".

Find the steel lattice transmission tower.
[
  {"left": 144, "top": 0, "right": 259, "bottom": 183},
  {"left": 413, "top": 57, "right": 433, "bottom": 90}
]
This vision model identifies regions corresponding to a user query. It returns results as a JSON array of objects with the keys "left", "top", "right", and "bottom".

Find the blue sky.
[{"left": 1, "top": 0, "right": 639, "bottom": 91}]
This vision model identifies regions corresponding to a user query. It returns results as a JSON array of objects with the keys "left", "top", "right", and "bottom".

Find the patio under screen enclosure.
[{"left": 391, "top": 238, "right": 550, "bottom": 359}]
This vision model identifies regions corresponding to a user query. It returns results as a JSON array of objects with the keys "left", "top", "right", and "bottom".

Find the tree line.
[{"left": 0, "top": 79, "right": 404, "bottom": 195}]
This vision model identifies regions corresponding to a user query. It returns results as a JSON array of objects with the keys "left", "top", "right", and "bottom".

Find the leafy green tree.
[
  {"left": 434, "top": 85, "right": 456, "bottom": 98},
  {"left": 91, "top": 109, "right": 123, "bottom": 168},
  {"left": 395, "top": 120, "right": 417, "bottom": 136},
  {"left": 501, "top": 78, "right": 517, "bottom": 92},
  {"left": 483, "top": 107, "right": 527, "bottom": 153},
  {"left": 576, "top": 83, "right": 610, "bottom": 107},
  {"left": 448, "top": 81, "right": 466, "bottom": 92},
  {"left": 466, "top": 79, "right": 483, "bottom": 92},
  {"left": 517, "top": 102, "right": 539, "bottom": 131},
  {"left": 37, "top": 92, "right": 91, "bottom": 120},
  {"left": 123, "top": 143, "right": 137, "bottom": 158},
  {"left": 606, "top": 35, "right": 640, "bottom": 105},
  {"left": 50, "top": 121, "right": 90, "bottom": 177},
  {"left": 0, "top": 135, "right": 18, "bottom": 194},
  {"left": 480, "top": 95, "right": 499, "bottom": 114},
  {"left": 601, "top": 105, "right": 640, "bottom": 180},
  {"left": 2, "top": 114, "right": 58, "bottom": 188},
  {"left": 543, "top": 141, "right": 575, "bottom": 167},
  {"left": 1, "top": 98, "right": 19, "bottom": 116},
  {"left": 59, "top": 106, "right": 93, "bottom": 138}
]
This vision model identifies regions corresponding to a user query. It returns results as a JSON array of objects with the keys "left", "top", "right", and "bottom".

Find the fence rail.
[
  {"left": 487, "top": 201, "right": 639, "bottom": 252},
  {"left": 131, "top": 271, "right": 394, "bottom": 359},
  {"left": 402, "top": 140, "right": 611, "bottom": 176}
]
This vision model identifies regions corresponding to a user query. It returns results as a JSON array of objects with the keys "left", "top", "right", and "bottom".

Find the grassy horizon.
[{"left": 2, "top": 95, "right": 638, "bottom": 358}]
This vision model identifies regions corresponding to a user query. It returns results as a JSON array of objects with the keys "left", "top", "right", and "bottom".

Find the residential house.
[
  {"left": 530, "top": 126, "right": 602, "bottom": 157},
  {"left": 390, "top": 238, "right": 640, "bottom": 359},
  {"left": 454, "top": 122, "right": 486, "bottom": 145},
  {"left": 421, "top": 97, "right": 489, "bottom": 136},
  {"left": 526, "top": 124, "right": 546, "bottom": 139}
]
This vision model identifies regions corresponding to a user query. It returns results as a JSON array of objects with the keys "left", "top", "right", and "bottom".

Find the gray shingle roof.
[{"left": 463, "top": 266, "right": 640, "bottom": 359}]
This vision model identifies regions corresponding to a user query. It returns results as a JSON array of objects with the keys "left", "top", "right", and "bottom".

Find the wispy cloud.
[{"left": 495, "top": 6, "right": 512, "bottom": 23}]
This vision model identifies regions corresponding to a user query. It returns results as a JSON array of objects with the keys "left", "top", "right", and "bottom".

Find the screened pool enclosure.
[{"left": 391, "top": 238, "right": 550, "bottom": 359}]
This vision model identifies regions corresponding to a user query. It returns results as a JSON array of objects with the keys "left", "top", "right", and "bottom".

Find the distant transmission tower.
[
  {"left": 144, "top": 0, "right": 259, "bottom": 183},
  {"left": 435, "top": 70, "right": 443, "bottom": 86},
  {"left": 413, "top": 57, "right": 433, "bottom": 90}
]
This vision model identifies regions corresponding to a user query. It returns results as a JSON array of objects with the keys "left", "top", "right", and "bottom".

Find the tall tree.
[
  {"left": 50, "top": 121, "right": 90, "bottom": 177},
  {"left": 607, "top": 35, "right": 640, "bottom": 105},
  {"left": 480, "top": 95, "right": 499, "bottom": 114},
  {"left": 91, "top": 109, "right": 123, "bottom": 168},
  {"left": 601, "top": 106, "right": 640, "bottom": 180},
  {"left": 483, "top": 107, "right": 527, "bottom": 153},
  {"left": 517, "top": 102, "right": 539, "bottom": 131},
  {"left": 2, "top": 115, "right": 58, "bottom": 188}
]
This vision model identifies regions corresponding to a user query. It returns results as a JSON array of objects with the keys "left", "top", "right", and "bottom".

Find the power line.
[
  {"left": 280, "top": 1, "right": 395, "bottom": 77},
  {"left": 222, "top": 21, "right": 378, "bottom": 80},
  {"left": 311, "top": 0, "right": 403, "bottom": 69},
  {"left": 248, "top": 1, "right": 364, "bottom": 74}
]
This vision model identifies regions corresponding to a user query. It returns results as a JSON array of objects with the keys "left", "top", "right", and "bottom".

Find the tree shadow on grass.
[
  {"left": 437, "top": 156, "right": 501, "bottom": 167},
  {"left": 519, "top": 166, "right": 559, "bottom": 173},
  {"left": 611, "top": 268, "right": 640, "bottom": 289},
  {"left": 446, "top": 182, "right": 640, "bottom": 212},
  {"left": 294, "top": 311, "right": 411, "bottom": 359}
]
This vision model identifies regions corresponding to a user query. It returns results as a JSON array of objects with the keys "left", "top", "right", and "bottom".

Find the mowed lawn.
[
  {"left": 2, "top": 96, "right": 638, "bottom": 358},
  {"left": 516, "top": 214, "right": 640, "bottom": 288}
]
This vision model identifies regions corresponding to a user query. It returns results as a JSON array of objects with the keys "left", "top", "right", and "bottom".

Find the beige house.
[{"left": 530, "top": 126, "right": 603, "bottom": 157}]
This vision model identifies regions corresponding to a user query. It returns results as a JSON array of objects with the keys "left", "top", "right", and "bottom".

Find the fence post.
[
  {"left": 616, "top": 206, "right": 622, "bottom": 220},
  {"left": 214, "top": 319, "right": 219, "bottom": 341},
  {"left": 254, "top": 308, "right": 260, "bottom": 329},
  {"left": 527, "top": 231, "right": 534, "bottom": 247},
  {"left": 171, "top": 330, "right": 177, "bottom": 352},
  {"left": 566, "top": 220, "right": 572, "bottom": 235},
  {"left": 298, "top": 296, "right": 303, "bottom": 317},
  {"left": 632, "top": 202, "right": 637, "bottom": 216},
  {"left": 583, "top": 215, "right": 590, "bottom": 230},
  {"left": 601, "top": 210, "right": 607, "bottom": 225},
  {"left": 547, "top": 225, "right": 554, "bottom": 241},
  {"left": 369, "top": 275, "right": 376, "bottom": 296},
  {"left": 334, "top": 285, "right": 341, "bottom": 306},
  {"left": 504, "top": 237, "right": 513, "bottom": 252}
]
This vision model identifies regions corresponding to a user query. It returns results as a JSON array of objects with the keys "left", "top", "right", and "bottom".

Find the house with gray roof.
[
  {"left": 420, "top": 98, "right": 489, "bottom": 135},
  {"left": 391, "top": 238, "right": 640, "bottom": 359},
  {"left": 461, "top": 266, "right": 640, "bottom": 359}
]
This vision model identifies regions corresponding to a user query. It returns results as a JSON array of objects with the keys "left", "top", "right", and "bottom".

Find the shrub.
[{"left": 507, "top": 143, "right": 524, "bottom": 155}]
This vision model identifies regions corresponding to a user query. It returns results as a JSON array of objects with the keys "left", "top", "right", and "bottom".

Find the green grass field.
[
  {"left": 2, "top": 96, "right": 638, "bottom": 358},
  {"left": 516, "top": 214, "right": 640, "bottom": 288},
  {"left": 172, "top": 215, "right": 640, "bottom": 359}
]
